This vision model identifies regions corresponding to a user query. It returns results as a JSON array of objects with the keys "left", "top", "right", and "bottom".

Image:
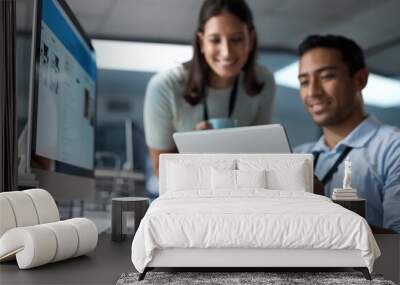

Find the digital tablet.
[{"left": 173, "top": 124, "right": 292, "bottom": 153}]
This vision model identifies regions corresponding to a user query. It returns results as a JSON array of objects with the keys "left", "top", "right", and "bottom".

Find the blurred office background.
[{"left": 15, "top": 0, "right": 400, "bottom": 231}]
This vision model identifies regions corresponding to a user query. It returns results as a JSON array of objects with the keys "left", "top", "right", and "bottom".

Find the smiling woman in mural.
[{"left": 143, "top": 0, "right": 276, "bottom": 179}]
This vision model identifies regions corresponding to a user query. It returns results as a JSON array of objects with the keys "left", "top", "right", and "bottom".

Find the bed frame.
[
  {"left": 138, "top": 154, "right": 372, "bottom": 281},
  {"left": 139, "top": 248, "right": 371, "bottom": 280}
]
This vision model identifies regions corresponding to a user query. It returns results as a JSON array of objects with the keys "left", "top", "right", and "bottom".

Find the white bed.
[{"left": 131, "top": 154, "right": 380, "bottom": 280}]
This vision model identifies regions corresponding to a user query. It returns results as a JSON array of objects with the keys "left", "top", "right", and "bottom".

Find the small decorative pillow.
[
  {"left": 211, "top": 168, "right": 236, "bottom": 190},
  {"left": 236, "top": 169, "right": 267, "bottom": 189},
  {"left": 211, "top": 168, "right": 268, "bottom": 190}
]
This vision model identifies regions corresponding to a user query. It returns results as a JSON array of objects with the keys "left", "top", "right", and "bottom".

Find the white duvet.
[{"left": 131, "top": 190, "right": 380, "bottom": 273}]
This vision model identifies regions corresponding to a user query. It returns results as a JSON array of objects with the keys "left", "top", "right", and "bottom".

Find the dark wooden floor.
[
  {"left": 0, "top": 233, "right": 133, "bottom": 285},
  {"left": 1, "top": 233, "right": 398, "bottom": 284}
]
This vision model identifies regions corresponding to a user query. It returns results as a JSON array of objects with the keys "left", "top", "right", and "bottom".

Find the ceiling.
[
  {"left": 64, "top": 0, "right": 400, "bottom": 76},
  {"left": 16, "top": 0, "right": 400, "bottom": 76}
]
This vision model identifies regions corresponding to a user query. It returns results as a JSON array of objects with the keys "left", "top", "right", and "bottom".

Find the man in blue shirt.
[{"left": 295, "top": 35, "right": 400, "bottom": 233}]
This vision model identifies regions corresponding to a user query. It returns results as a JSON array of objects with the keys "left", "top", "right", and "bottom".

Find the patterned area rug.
[{"left": 116, "top": 271, "right": 396, "bottom": 285}]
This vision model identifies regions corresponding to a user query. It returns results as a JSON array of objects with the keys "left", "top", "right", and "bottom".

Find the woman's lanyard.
[
  {"left": 313, "top": 146, "right": 353, "bottom": 186},
  {"left": 203, "top": 77, "right": 239, "bottom": 121}
]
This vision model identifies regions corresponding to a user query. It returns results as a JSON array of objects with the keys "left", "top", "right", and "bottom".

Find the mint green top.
[{"left": 144, "top": 64, "right": 276, "bottom": 149}]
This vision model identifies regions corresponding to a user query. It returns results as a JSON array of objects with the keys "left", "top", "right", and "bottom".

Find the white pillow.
[
  {"left": 166, "top": 159, "right": 236, "bottom": 192},
  {"left": 211, "top": 168, "right": 268, "bottom": 190},
  {"left": 236, "top": 169, "right": 267, "bottom": 189},
  {"left": 211, "top": 168, "right": 236, "bottom": 190},
  {"left": 237, "top": 159, "right": 308, "bottom": 191},
  {"left": 167, "top": 162, "right": 210, "bottom": 191}
]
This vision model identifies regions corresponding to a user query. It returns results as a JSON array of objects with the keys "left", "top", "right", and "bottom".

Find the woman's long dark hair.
[{"left": 183, "top": 0, "right": 264, "bottom": 105}]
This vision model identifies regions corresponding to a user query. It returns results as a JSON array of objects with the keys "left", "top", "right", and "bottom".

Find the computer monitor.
[{"left": 26, "top": 0, "right": 97, "bottom": 200}]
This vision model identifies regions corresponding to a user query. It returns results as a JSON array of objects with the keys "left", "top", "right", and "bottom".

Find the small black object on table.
[{"left": 112, "top": 197, "right": 150, "bottom": 242}]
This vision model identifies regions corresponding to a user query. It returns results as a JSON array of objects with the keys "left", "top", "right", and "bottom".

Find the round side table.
[{"left": 111, "top": 197, "right": 149, "bottom": 242}]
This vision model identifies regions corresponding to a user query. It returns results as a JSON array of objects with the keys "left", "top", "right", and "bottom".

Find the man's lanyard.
[
  {"left": 313, "top": 146, "right": 353, "bottom": 186},
  {"left": 203, "top": 77, "right": 239, "bottom": 121}
]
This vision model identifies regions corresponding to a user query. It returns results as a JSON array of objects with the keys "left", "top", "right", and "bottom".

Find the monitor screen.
[{"left": 30, "top": 0, "right": 96, "bottom": 178}]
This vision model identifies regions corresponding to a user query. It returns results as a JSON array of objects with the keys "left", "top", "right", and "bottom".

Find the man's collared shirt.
[{"left": 295, "top": 116, "right": 400, "bottom": 233}]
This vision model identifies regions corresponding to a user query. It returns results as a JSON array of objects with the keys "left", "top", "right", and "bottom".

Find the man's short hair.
[{"left": 298, "top": 35, "right": 366, "bottom": 75}]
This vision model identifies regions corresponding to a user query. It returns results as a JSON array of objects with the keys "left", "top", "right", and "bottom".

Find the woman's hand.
[{"left": 195, "top": 120, "right": 212, "bottom": 130}]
